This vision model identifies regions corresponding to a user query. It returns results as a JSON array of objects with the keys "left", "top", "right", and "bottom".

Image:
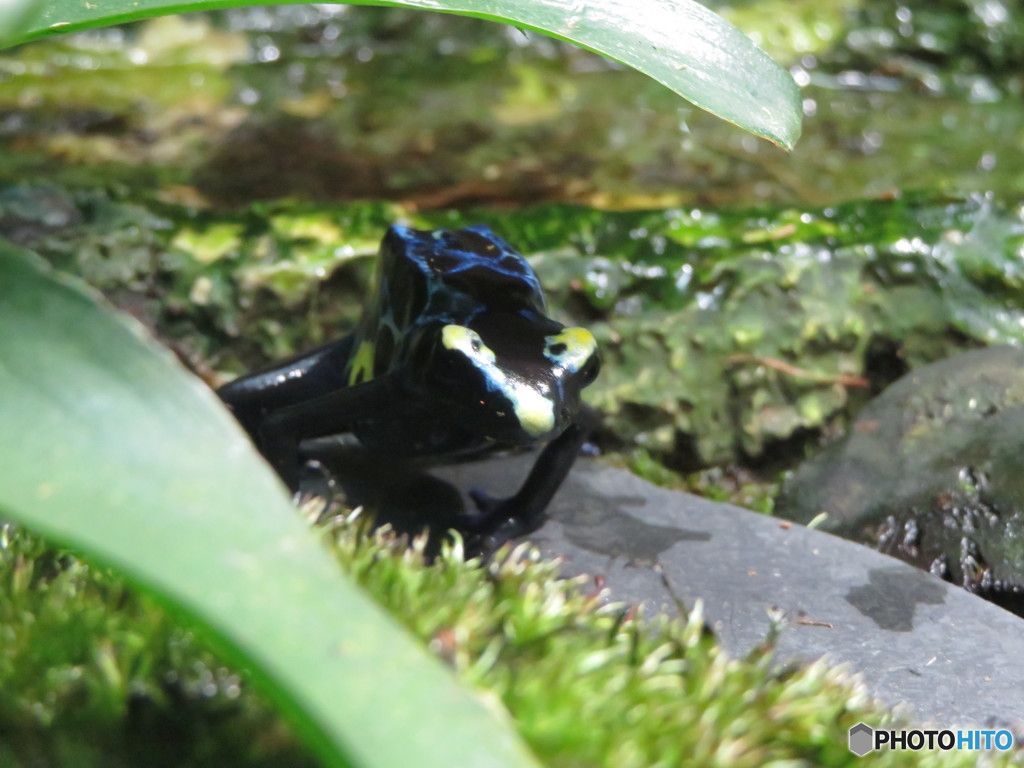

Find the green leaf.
[
  {"left": 0, "top": 242, "right": 539, "bottom": 768},
  {"left": 0, "top": 0, "right": 40, "bottom": 44},
  {"left": 9, "top": 0, "right": 801, "bottom": 149}
]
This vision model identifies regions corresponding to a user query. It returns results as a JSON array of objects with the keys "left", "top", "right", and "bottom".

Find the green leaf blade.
[
  {"left": 453, "top": 0, "right": 802, "bottom": 148},
  {"left": 10, "top": 0, "right": 801, "bottom": 148},
  {"left": 0, "top": 0, "right": 41, "bottom": 44},
  {"left": 0, "top": 243, "right": 539, "bottom": 768}
]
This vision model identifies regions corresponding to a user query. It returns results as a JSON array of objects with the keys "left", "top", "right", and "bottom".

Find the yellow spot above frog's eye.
[
  {"left": 544, "top": 327, "right": 597, "bottom": 373},
  {"left": 441, "top": 324, "right": 496, "bottom": 363},
  {"left": 348, "top": 339, "right": 375, "bottom": 385}
]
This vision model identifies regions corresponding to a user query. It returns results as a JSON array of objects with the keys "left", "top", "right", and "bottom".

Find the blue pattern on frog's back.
[
  {"left": 413, "top": 225, "right": 544, "bottom": 297},
  {"left": 346, "top": 224, "right": 548, "bottom": 385}
]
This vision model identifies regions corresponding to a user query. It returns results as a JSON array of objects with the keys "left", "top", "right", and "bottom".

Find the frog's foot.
[
  {"left": 295, "top": 459, "right": 337, "bottom": 500},
  {"left": 452, "top": 488, "right": 545, "bottom": 558}
]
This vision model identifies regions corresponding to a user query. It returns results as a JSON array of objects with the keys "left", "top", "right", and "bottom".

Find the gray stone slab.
[{"left": 435, "top": 456, "right": 1024, "bottom": 730}]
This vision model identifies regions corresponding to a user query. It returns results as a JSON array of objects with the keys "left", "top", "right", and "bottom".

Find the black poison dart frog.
[{"left": 218, "top": 225, "right": 600, "bottom": 548}]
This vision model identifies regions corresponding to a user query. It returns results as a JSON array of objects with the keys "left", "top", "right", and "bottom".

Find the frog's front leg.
[
  {"left": 257, "top": 375, "right": 400, "bottom": 491},
  {"left": 460, "top": 406, "right": 599, "bottom": 552}
]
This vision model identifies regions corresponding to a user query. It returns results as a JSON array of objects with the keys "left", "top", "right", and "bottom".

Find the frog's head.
[{"left": 410, "top": 311, "right": 599, "bottom": 445}]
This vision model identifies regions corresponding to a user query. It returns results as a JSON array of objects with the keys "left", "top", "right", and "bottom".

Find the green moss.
[
  {"left": 432, "top": 194, "right": 1024, "bottom": 470},
  {"left": 0, "top": 517, "right": 1003, "bottom": 768},
  {"left": 0, "top": 526, "right": 313, "bottom": 768}
]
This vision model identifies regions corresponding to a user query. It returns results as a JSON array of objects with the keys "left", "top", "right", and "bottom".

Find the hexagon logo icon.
[{"left": 849, "top": 722, "right": 874, "bottom": 756}]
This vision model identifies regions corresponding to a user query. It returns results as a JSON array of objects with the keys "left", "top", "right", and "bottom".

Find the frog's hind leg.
[{"left": 217, "top": 336, "right": 356, "bottom": 439}]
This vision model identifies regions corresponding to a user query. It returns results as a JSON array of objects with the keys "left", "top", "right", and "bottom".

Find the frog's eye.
[
  {"left": 441, "top": 324, "right": 496, "bottom": 364},
  {"left": 544, "top": 327, "right": 597, "bottom": 374},
  {"left": 578, "top": 354, "right": 600, "bottom": 387}
]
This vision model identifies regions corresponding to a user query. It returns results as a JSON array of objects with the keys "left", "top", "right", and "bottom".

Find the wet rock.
[
  {"left": 435, "top": 455, "right": 1024, "bottom": 728},
  {"left": 776, "top": 345, "right": 1024, "bottom": 613}
]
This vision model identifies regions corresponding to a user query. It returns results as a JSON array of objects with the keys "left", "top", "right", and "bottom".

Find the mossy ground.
[{"left": 1, "top": 510, "right": 1010, "bottom": 768}]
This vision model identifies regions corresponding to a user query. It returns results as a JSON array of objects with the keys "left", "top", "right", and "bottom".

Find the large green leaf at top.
[
  {"left": 7, "top": 0, "right": 801, "bottom": 149},
  {"left": 0, "top": 0, "right": 40, "bottom": 44},
  {"left": 0, "top": 243, "right": 539, "bottom": 768}
]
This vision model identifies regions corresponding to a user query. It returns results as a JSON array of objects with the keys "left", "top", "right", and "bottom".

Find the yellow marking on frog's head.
[
  {"left": 441, "top": 323, "right": 555, "bottom": 438},
  {"left": 544, "top": 326, "right": 597, "bottom": 373},
  {"left": 441, "top": 324, "right": 496, "bottom": 363},
  {"left": 508, "top": 386, "right": 556, "bottom": 437},
  {"left": 348, "top": 339, "right": 376, "bottom": 385}
]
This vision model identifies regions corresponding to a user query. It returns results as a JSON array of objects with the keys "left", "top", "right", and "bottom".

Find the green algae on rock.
[
  {"left": 446, "top": 194, "right": 1024, "bottom": 467},
  {"left": 7, "top": 183, "right": 1024, "bottom": 479}
]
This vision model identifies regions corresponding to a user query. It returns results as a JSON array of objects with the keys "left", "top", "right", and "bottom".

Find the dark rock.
[
  {"left": 776, "top": 345, "right": 1024, "bottom": 611},
  {"left": 434, "top": 456, "right": 1024, "bottom": 729}
]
